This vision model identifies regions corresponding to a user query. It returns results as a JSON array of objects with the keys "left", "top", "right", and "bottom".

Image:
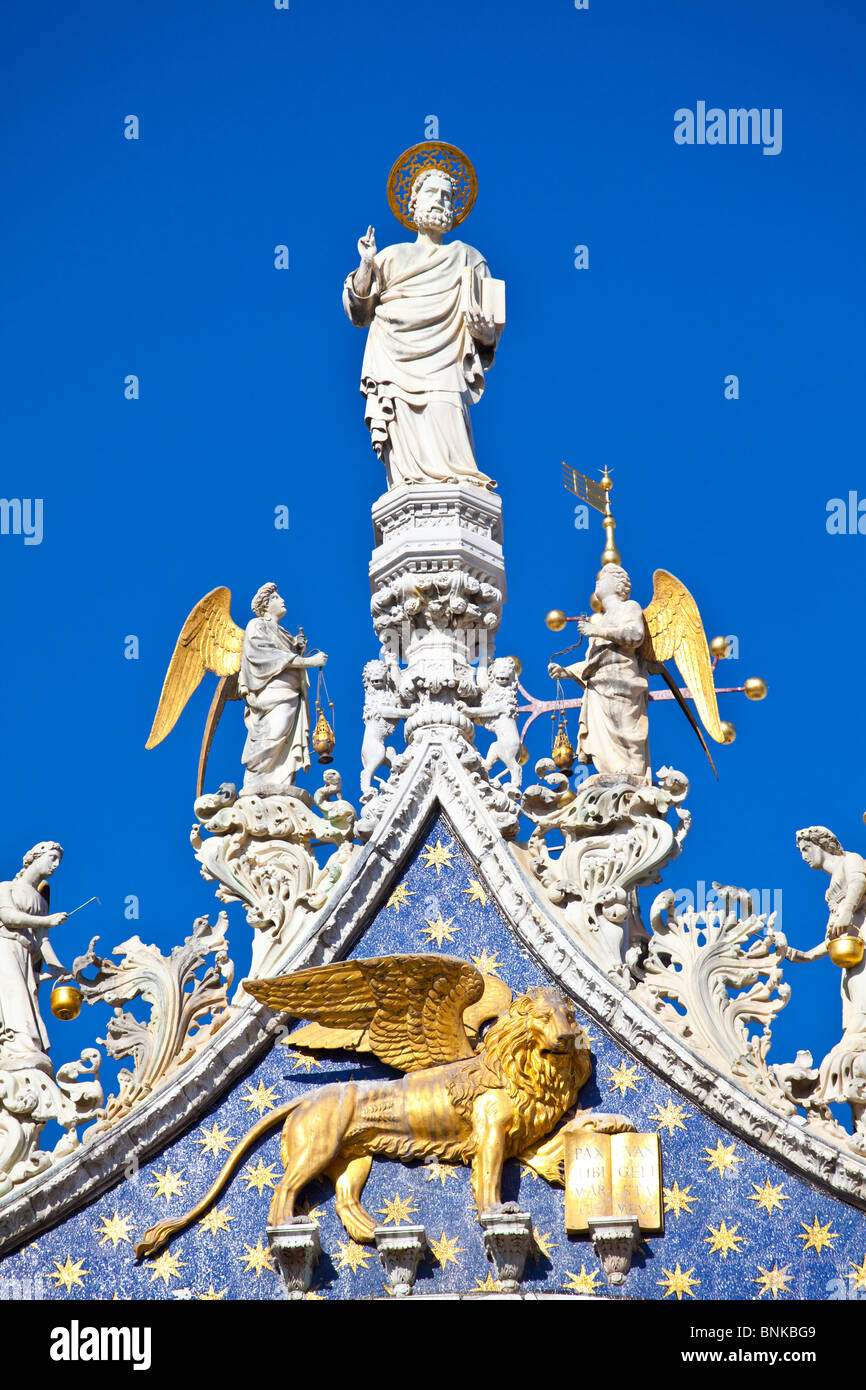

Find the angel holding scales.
[{"left": 343, "top": 141, "right": 505, "bottom": 491}]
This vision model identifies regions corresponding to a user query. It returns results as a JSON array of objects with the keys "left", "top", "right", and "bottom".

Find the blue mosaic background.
[{"left": 4, "top": 813, "right": 866, "bottom": 1303}]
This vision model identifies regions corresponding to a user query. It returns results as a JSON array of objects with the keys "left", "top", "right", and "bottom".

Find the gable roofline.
[{"left": 1, "top": 734, "right": 863, "bottom": 1256}]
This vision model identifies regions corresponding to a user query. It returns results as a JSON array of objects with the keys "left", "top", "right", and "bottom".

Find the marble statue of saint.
[
  {"left": 549, "top": 565, "right": 650, "bottom": 780},
  {"left": 772, "top": 827, "right": 866, "bottom": 1140},
  {"left": 780, "top": 826, "right": 866, "bottom": 1034},
  {"left": 343, "top": 166, "right": 503, "bottom": 490},
  {"left": 239, "top": 584, "right": 327, "bottom": 796},
  {"left": 0, "top": 842, "right": 68, "bottom": 1071}
]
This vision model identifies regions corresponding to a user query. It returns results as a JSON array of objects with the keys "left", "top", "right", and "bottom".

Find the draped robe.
[
  {"left": 0, "top": 879, "right": 52, "bottom": 1068},
  {"left": 343, "top": 238, "right": 499, "bottom": 488},
  {"left": 239, "top": 617, "right": 311, "bottom": 793}
]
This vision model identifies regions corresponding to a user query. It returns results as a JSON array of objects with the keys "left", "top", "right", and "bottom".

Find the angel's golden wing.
[
  {"left": 145, "top": 588, "right": 244, "bottom": 750},
  {"left": 641, "top": 570, "right": 725, "bottom": 743},
  {"left": 243, "top": 954, "right": 486, "bottom": 1072}
]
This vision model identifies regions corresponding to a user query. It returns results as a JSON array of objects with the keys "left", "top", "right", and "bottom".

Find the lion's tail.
[{"left": 134, "top": 1097, "right": 302, "bottom": 1259}]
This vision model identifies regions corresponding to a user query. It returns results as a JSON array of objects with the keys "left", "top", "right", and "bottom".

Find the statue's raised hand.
[{"left": 357, "top": 226, "right": 377, "bottom": 266}]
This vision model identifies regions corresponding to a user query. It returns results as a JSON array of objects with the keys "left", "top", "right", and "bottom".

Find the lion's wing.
[{"left": 244, "top": 954, "right": 485, "bottom": 1072}]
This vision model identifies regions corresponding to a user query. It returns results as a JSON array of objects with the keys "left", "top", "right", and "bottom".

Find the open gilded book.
[{"left": 564, "top": 1127, "right": 663, "bottom": 1235}]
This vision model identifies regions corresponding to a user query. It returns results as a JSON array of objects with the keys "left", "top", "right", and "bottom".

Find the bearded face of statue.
[{"left": 412, "top": 171, "right": 455, "bottom": 233}]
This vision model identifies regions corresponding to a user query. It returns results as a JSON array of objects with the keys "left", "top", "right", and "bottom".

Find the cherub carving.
[
  {"left": 360, "top": 660, "right": 405, "bottom": 799},
  {"left": 136, "top": 955, "right": 628, "bottom": 1255},
  {"left": 470, "top": 656, "right": 522, "bottom": 788}
]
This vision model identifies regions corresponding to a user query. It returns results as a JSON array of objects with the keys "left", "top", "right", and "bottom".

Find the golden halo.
[{"left": 387, "top": 141, "right": 478, "bottom": 231}]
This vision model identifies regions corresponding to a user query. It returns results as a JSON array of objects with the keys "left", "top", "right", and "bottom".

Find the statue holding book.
[{"left": 342, "top": 142, "right": 505, "bottom": 491}]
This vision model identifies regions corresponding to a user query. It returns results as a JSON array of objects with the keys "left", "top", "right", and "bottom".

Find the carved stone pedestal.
[
  {"left": 588, "top": 1215, "right": 640, "bottom": 1285},
  {"left": 479, "top": 1209, "right": 533, "bottom": 1293},
  {"left": 374, "top": 1225, "right": 427, "bottom": 1297},
  {"left": 267, "top": 1222, "right": 321, "bottom": 1299}
]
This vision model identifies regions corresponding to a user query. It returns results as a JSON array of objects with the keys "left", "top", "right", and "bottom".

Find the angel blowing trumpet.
[{"left": 135, "top": 954, "right": 631, "bottom": 1255}]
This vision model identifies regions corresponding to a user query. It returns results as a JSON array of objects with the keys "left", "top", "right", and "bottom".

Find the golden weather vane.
[{"left": 515, "top": 466, "right": 768, "bottom": 777}]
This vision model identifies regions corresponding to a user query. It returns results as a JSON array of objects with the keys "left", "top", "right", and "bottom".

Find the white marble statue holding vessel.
[{"left": 147, "top": 583, "right": 357, "bottom": 983}]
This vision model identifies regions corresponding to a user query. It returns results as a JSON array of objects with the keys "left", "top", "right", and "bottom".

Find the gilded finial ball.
[
  {"left": 710, "top": 636, "right": 731, "bottom": 659},
  {"left": 744, "top": 677, "right": 768, "bottom": 701},
  {"left": 721, "top": 721, "right": 737, "bottom": 744},
  {"left": 50, "top": 984, "right": 82, "bottom": 1021},
  {"left": 517, "top": 743, "right": 529, "bottom": 766},
  {"left": 506, "top": 655, "right": 523, "bottom": 677},
  {"left": 545, "top": 610, "right": 567, "bottom": 633},
  {"left": 828, "top": 934, "right": 865, "bottom": 969}
]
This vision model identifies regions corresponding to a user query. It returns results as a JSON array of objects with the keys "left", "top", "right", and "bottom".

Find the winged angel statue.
[
  {"left": 146, "top": 583, "right": 326, "bottom": 795},
  {"left": 550, "top": 564, "right": 726, "bottom": 780},
  {"left": 136, "top": 955, "right": 631, "bottom": 1255}
]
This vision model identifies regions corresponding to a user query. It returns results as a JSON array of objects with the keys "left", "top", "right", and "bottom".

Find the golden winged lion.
[{"left": 136, "top": 954, "right": 630, "bottom": 1256}]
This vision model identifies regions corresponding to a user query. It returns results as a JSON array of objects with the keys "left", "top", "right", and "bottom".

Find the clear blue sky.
[{"left": 3, "top": 0, "right": 864, "bottom": 1103}]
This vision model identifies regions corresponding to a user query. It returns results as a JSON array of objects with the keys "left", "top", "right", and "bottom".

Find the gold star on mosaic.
[
  {"left": 704, "top": 1220, "right": 745, "bottom": 1259},
  {"left": 377, "top": 1192, "right": 420, "bottom": 1225},
  {"left": 198, "top": 1284, "right": 227, "bottom": 1300},
  {"left": 701, "top": 1139, "right": 743, "bottom": 1177},
  {"left": 335, "top": 1240, "right": 373, "bottom": 1273},
  {"left": 753, "top": 1262, "right": 793, "bottom": 1300},
  {"left": 50, "top": 1255, "right": 88, "bottom": 1293},
  {"left": 242, "top": 1158, "right": 278, "bottom": 1195},
  {"left": 663, "top": 1180, "right": 697, "bottom": 1219},
  {"left": 298, "top": 1198, "right": 324, "bottom": 1225},
  {"left": 148, "top": 1251, "right": 186, "bottom": 1286},
  {"left": 421, "top": 912, "right": 459, "bottom": 947},
  {"left": 429, "top": 1232, "right": 465, "bottom": 1268},
  {"left": 425, "top": 1160, "right": 459, "bottom": 1185},
  {"left": 194, "top": 1121, "right": 235, "bottom": 1158},
  {"left": 533, "top": 1228, "right": 557, "bottom": 1260},
  {"left": 658, "top": 1262, "right": 700, "bottom": 1300},
  {"left": 238, "top": 1238, "right": 275, "bottom": 1278},
  {"left": 471, "top": 949, "right": 502, "bottom": 976},
  {"left": 473, "top": 1271, "right": 500, "bottom": 1292},
  {"left": 606, "top": 1059, "right": 641, "bottom": 1097},
  {"left": 94, "top": 1211, "right": 135, "bottom": 1250},
  {"left": 388, "top": 883, "right": 416, "bottom": 912},
  {"left": 747, "top": 1178, "right": 790, "bottom": 1215},
  {"left": 848, "top": 1254, "right": 866, "bottom": 1291},
  {"left": 422, "top": 838, "right": 454, "bottom": 874},
  {"left": 284, "top": 1049, "right": 324, "bottom": 1072},
  {"left": 797, "top": 1216, "right": 839, "bottom": 1255},
  {"left": 563, "top": 1264, "right": 601, "bottom": 1296},
  {"left": 306, "top": 1288, "right": 325, "bottom": 1300},
  {"left": 463, "top": 878, "right": 487, "bottom": 906},
  {"left": 242, "top": 1080, "right": 279, "bottom": 1114},
  {"left": 199, "top": 1206, "right": 236, "bottom": 1238},
  {"left": 149, "top": 1165, "right": 187, "bottom": 1203},
  {"left": 651, "top": 1099, "right": 691, "bottom": 1135}
]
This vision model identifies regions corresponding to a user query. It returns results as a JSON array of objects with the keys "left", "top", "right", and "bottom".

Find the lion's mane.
[{"left": 445, "top": 988, "right": 590, "bottom": 1153}]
